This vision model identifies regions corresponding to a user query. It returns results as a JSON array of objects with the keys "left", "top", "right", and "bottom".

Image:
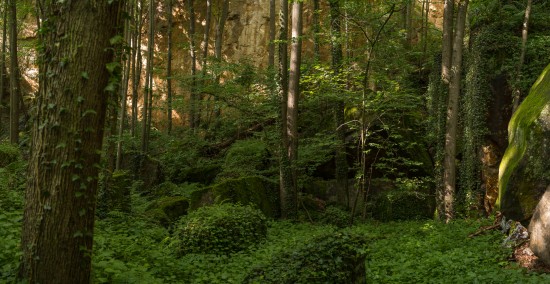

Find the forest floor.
[{"left": 514, "top": 242, "right": 550, "bottom": 273}]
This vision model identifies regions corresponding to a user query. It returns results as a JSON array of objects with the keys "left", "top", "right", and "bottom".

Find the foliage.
[
  {"left": 355, "top": 219, "right": 550, "bottom": 283},
  {"left": 0, "top": 143, "right": 21, "bottom": 168},
  {"left": 318, "top": 205, "right": 352, "bottom": 228},
  {"left": 218, "top": 139, "right": 273, "bottom": 180},
  {"left": 172, "top": 203, "right": 268, "bottom": 255},
  {"left": 145, "top": 196, "right": 189, "bottom": 227},
  {"left": 0, "top": 211, "right": 22, "bottom": 282},
  {"left": 0, "top": 160, "right": 26, "bottom": 211},
  {"left": 245, "top": 231, "right": 368, "bottom": 284},
  {"left": 371, "top": 178, "right": 435, "bottom": 221}
]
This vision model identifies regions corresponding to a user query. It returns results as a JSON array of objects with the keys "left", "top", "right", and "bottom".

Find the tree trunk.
[
  {"left": 141, "top": 0, "right": 154, "bottom": 153},
  {"left": 268, "top": 0, "right": 276, "bottom": 67},
  {"left": 442, "top": 0, "right": 468, "bottom": 223},
  {"left": 279, "top": 0, "right": 292, "bottom": 218},
  {"left": 441, "top": 0, "right": 454, "bottom": 84},
  {"left": 18, "top": 1, "right": 122, "bottom": 282},
  {"left": 329, "top": 0, "right": 349, "bottom": 207},
  {"left": 131, "top": 0, "right": 143, "bottom": 137},
  {"left": 8, "top": 0, "right": 19, "bottom": 144},
  {"left": 312, "top": 0, "right": 320, "bottom": 62},
  {"left": 166, "top": 0, "right": 173, "bottom": 134},
  {"left": 284, "top": 0, "right": 302, "bottom": 218},
  {"left": 188, "top": 0, "right": 198, "bottom": 129},
  {"left": 0, "top": 2, "right": 7, "bottom": 131},
  {"left": 213, "top": 0, "right": 229, "bottom": 122},
  {"left": 405, "top": 1, "right": 413, "bottom": 45},
  {"left": 512, "top": 0, "right": 532, "bottom": 112}
]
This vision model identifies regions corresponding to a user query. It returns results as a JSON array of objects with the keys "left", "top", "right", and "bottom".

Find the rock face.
[
  {"left": 529, "top": 186, "right": 550, "bottom": 265},
  {"left": 499, "top": 63, "right": 550, "bottom": 225}
]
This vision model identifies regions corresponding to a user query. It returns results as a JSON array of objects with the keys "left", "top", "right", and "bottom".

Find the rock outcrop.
[{"left": 529, "top": 186, "right": 550, "bottom": 265}]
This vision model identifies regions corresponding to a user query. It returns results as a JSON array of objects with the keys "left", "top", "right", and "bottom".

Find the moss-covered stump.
[
  {"left": 245, "top": 231, "right": 367, "bottom": 283},
  {"left": 190, "top": 176, "right": 280, "bottom": 218},
  {"left": 498, "top": 63, "right": 550, "bottom": 224},
  {"left": 372, "top": 189, "right": 435, "bottom": 221},
  {"left": 145, "top": 196, "right": 189, "bottom": 227},
  {"left": 0, "top": 143, "right": 20, "bottom": 168},
  {"left": 173, "top": 203, "right": 267, "bottom": 255},
  {"left": 170, "top": 164, "right": 221, "bottom": 185}
]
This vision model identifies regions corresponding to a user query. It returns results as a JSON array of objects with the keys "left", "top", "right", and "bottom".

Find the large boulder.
[
  {"left": 499, "top": 63, "right": 550, "bottom": 225},
  {"left": 529, "top": 186, "right": 550, "bottom": 265}
]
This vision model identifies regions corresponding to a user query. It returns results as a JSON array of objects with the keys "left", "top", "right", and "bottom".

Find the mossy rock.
[
  {"left": 146, "top": 196, "right": 189, "bottom": 227},
  {"left": 218, "top": 139, "right": 272, "bottom": 179},
  {"left": 171, "top": 164, "right": 221, "bottom": 185},
  {"left": 372, "top": 189, "right": 435, "bottom": 221},
  {"left": 190, "top": 176, "right": 280, "bottom": 218},
  {"left": 121, "top": 152, "right": 164, "bottom": 193},
  {"left": 0, "top": 143, "right": 20, "bottom": 168},
  {"left": 498, "top": 63, "right": 550, "bottom": 224}
]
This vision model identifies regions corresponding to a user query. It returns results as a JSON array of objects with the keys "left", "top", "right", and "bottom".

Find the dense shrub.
[
  {"left": 0, "top": 143, "right": 20, "bottom": 168},
  {"left": 245, "top": 231, "right": 368, "bottom": 283},
  {"left": 145, "top": 196, "right": 190, "bottom": 227},
  {"left": 372, "top": 188, "right": 435, "bottom": 221},
  {"left": 218, "top": 139, "right": 272, "bottom": 179},
  {"left": 319, "top": 205, "right": 352, "bottom": 228},
  {"left": 0, "top": 160, "right": 27, "bottom": 211},
  {"left": 0, "top": 212, "right": 22, "bottom": 282},
  {"left": 173, "top": 203, "right": 267, "bottom": 255}
]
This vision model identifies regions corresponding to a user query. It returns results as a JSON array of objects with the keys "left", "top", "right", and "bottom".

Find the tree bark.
[
  {"left": 141, "top": 0, "right": 154, "bottom": 153},
  {"left": 19, "top": 1, "right": 122, "bottom": 282},
  {"left": 441, "top": 0, "right": 454, "bottom": 84},
  {"left": 8, "top": 0, "right": 19, "bottom": 144},
  {"left": 166, "top": 0, "right": 173, "bottom": 134},
  {"left": 278, "top": 0, "right": 292, "bottom": 218},
  {"left": 201, "top": 0, "right": 211, "bottom": 77},
  {"left": 213, "top": 0, "right": 229, "bottom": 122},
  {"left": 284, "top": 0, "right": 302, "bottom": 218},
  {"left": 512, "top": 0, "right": 532, "bottom": 112},
  {"left": 442, "top": 0, "right": 468, "bottom": 223},
  {"left": 268, "top": 0, "right": 276, "bottom": 67},
  {"left": 188, "top": 0, "right": 198, "bottom": 129},
  {"left": 131, "top": 0, "right": 143, "bottom": 137},
  {"left": 329, "top": 0, "right": 349, "bottom": 207},
  {"left": 0, "top": 2, "right": 7, "bottom": 130}
]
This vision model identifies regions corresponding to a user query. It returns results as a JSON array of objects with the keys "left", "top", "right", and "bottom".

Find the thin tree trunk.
[
  {"left": 188, "top": 0, "right": 197, "bottom": 129},
  {"left": 131, "top": 0, "right": 143, "bottom": 137},
  {"left": 423, "top": 0, "right": 430, "bottom": 56},
  {"left": 268, "top": 0, "right": 276, "bottom": 67},
  {"left": 279, "top": 0, "right": 292, "bottom": 218},
  {"left": 312, "top": 0, "right": 320, "bottom": 62},
  {"left": 116, "top": 0, "right": 134, "bottom": 170},
  {"left": 405, "top": 1, "right": 413, "bottom": 45},
  {"left": 442, "top": 0, "right": 468, "bottom": 223},
  {"left": 441, "top": 0, "right": 454, "bottom": 84},
  {"left": 202, "top": 0, "right": 211, "bottom": 77},
  {"left": 512, "top": 0, "right": 532, "bottom": 112},
  {"left": 8, "top": 0, "right": 19, "bottom": 144},
  {"left": 285, "top": 0, "right": 302, "bottom": 218},
  {"left": 213, "top": 0, "right": 229, "bottom": 122},
  {"left": 19, "top": 1, "right": 122, "bottom": 282},
  {"left": 329, "top": 0, "right": 349, "bottom": 207},
  {"left": 166, "top": 0, "right": 173, "bottom": 134},
  {"left": 141, "top": 0, "right": 154, "bottom": 153},
  {"left": 0, "top": 2, "right": 7, "bottom": 130}
]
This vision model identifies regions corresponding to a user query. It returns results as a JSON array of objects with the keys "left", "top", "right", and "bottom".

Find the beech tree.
[{"left": 18, "top": 0, "right": 123, "bottom": 282}]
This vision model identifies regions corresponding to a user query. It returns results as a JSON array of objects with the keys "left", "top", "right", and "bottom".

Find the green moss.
[
  {"left": 0, "top": 143, "right": 20, "bottom": 168},
  {"left": 497, "top": 63, "right": 550, "bottom": 208}
]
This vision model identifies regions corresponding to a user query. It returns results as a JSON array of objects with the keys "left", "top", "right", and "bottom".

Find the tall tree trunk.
[
  {"left": 131, "top": 0, "right": 143, "bottom": 137},
  {"left": 329, "top": 0, "right": 349, "bottom": 207},
  {"left": 312, "top": 0, "right": 320, "bottom": 62},
  {"left": 166, "top": 0, "right": 173, "bottom": 134},
  {"left": 8, "top": 0, "right": 19, "bottom": 144},
  {"left": 116, "top": 0, "right": 135, "bottom": 170},
  {"left": 268, "top": 0, "right": 276, "bottom": 67},
  {"left": 512, "top": 0, "right": 532, "bottom": 112},
  {"left": 284, "top": 0, "right": 302, "bottom": 218},
  {"left": 202, "top": 0, "right": 211, "bottom": 77},
  {"left": 0, "top": 2, "right": 7, "bottom": 131},
  {"left": 213, "top": 0, "right": 229, "bottom": 122},
  {"left": 141, "top": 0, "right": 154, "bottom": 153},
  {"left": 441, "top": 0, "right": 454, "bottom": 84},
  {"left": 279, "top": 0, "right": 292, "bottom": 218},
  {"left": 188, "top": 0, "right": 198, "bottom": 129},
  {"left": 423, "top": 0, "right": 430, "bottom": 56},
  {"left": 18, "top": 1, "right": 122, "bottom": 282},
  {"left": 405, "top": 0, "right": 413, "bottom": 45},
  {"left": 442, "top": 0, "right": 468, "bottom": 223}
]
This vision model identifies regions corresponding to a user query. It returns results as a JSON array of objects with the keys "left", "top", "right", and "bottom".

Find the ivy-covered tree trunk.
[
  {"left": 8, "top": 0, "right": 19, "bottom": 144},
  {"left": 329, "top": 0, "right": 349, "bottom": 207},
  {"left": 18, "top": 1, "right": 122, "bottom": 282},
  {"left": 442, "top": 0, "right": 468, "bottom": 222}
]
